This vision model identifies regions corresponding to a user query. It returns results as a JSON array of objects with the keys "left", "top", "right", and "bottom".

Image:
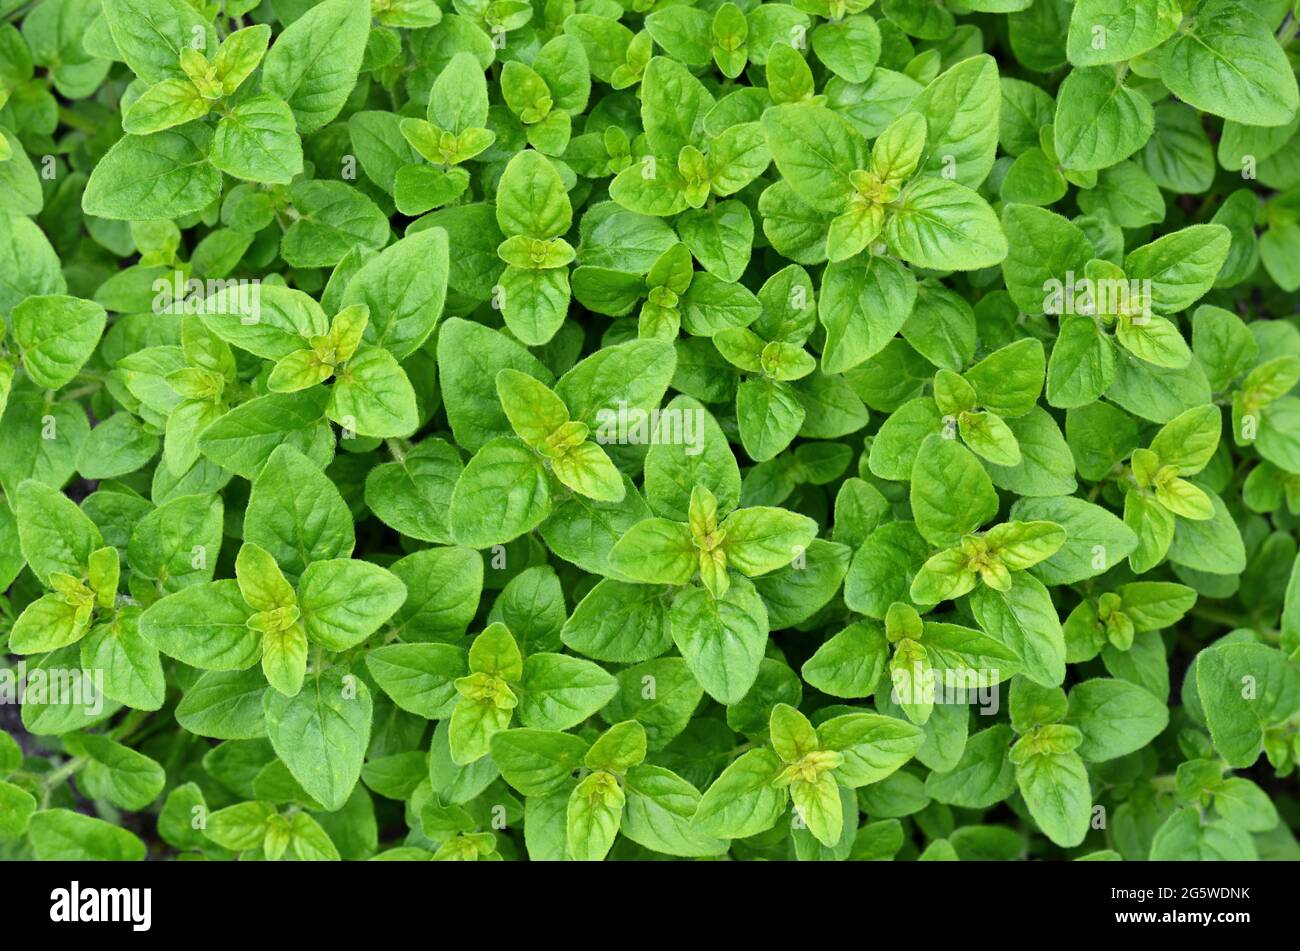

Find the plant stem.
[
  {"left": 40, "top": 757, "right": 85, "bottom": 808},
  {"left": 57, "top": 107, "right": 98, "bottom": 135},
  {"left": 1191, "top": 606, "right": 1250, "bottom": 630}
]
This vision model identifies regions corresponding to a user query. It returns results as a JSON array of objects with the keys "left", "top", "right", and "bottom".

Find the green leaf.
[
  {"left": 140, "top": 579, "right": 259, "bottom": 670},
  {"left": 1124, "top": 224, "right": 1231, "bottom": 314},
  {"left": 971, "top": 573, "right": 1066, "bottom": 687},
  {"left": 101, "top": 0, "right": 215, "bottom": 84},
  {"left": 262, "top": 0, "right": 370, "bottom": 133},
  {"left": 262, "top": 667, "right": 373, "bottom": 811},
  {"left": 366, "top": 643, "right": 466, "bottom": 718},
  {"left": 1015, "top": 749, "right": 1090, "bottom": 847},
  {"left": 27, "top": 808, "right": 146, "bottom": 860},
  {"left": 0, "top": 781, "right": 37, "bottom": 839},
  {"left": 790, "top": 771, "right": 842, "bottom": 847},
  {"left": 1053, "top": 67, "right": 1153, "bottom": 171},
  {"left": 12, "top": 295, "right": 107, "bottom": 389},
  {"left": 200, "top": 284, "right": 329, "bottom": 360},
  {"left": 210, "top": 94, "right": 303, "bottom": 185},
  {"left": 1066, "top": 678, "right": 1169, "bottom": 762},
  {"left": 81, "top": 608, "right": 166, "bottom": 711},
  {"left": 518, "top": 653, "right": 618, "bottom": 731},
  {"left": 82, "top": 125, "right": 220, "bottom": 221},
  {"left": 245, "top": 445, "right": 353, "bottom": 577},
  {"left": 886, "top": 177, "right": 1008, "bottom": 271},
  {"left": 16, "top": 479, "right": 102, "bottom": 585},
  {"left": 912, "top": 53, "right": 1001, "bottom": 189},
  {"left": 126, "top": 491, "right": 224, "bottom": 595},
  {"left": 338, "top": 231, "right": 448, "bottom": 359},
  {"left": 1196, "top": 643, "right": 1300, "bottom": 768},
  {"left": 363, "top": 438, "right": 461, "bottom": 544},
  {"left": 198, "top": 389, "right": 333, "bottom": 481},
  {"left": 924, "top": 724, "right": 1017, "bottom": 808},
  {"left": 669, "top": 577, "right": 769, "bottom": 704},
  {"left": 693, "top": 748, "right": 786, "bottom": 839},
  {"left": 1047, "top": 315, "right": 1115, "bottom": 409},
  {"left": 763, "top": 103, "right": 865, "bottom": 212},
  {"left": 910, "top": 434, "right": 998, "bottom": 547},
  {"left": 561, "top": 580, "right": 674, "bottom": 664},
  {"left": 567, "top": 770, "right": 625, "bottom": 861},
  {"left": 720, "top": 506, "right": 819, "bottom": 577},
  {"left": 298, "top": 559, "right": 406, "bottom": 650},
  {"left": 622, "top": 764, "right": 727, "bottom": 857},
  {"left": 1149, "top": 807, "right": 1256, "bottom": 860},
  {"left": 1067, "top": 0, "right": 1182, "bottom": 67},
  {"left": 1011, "top": 496, "right": 1137, "bottom": 584},
  {"left": 802, "top": 620, "right": 889, "bottom": 699},
  {"left": 449, "top": 436, "right": 552, "bottom": 548},
  {"left": 281, "top": 181, "right": 389, "bottom": 268},
  {"left": 818, "top": 712, "right": 925, "bottom": 787},
  {"left": 491, "top": 728, "right": 589, "bottom": 797},
  {"left": 75, "top": 733, "right": 166, "bottom": 810},
  {"left": 1160, "top": 2, "right": 1299, "bottom": 128},
  {"left": 329, "top": 347, "right": 419, "bottom": 438},
  {"left": 437, "top": 318, "right": 554, "bottom": 452}
]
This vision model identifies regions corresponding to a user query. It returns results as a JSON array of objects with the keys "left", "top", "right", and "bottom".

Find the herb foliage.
[{"left": 1, "top": 0, "right": 1299, "bottom": 862}]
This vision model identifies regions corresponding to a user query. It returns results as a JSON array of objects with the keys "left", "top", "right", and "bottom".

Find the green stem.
[
  {"left": 110, "top": 709, "right": 150, "bottom": 742},
  {"left": 57, "top": 107, "right": 99, "bottom": 135},
  {"left": 40, "top": 757, "right": 85, "bottom": 808},
  {"left": 1149, "top": 774, "right": 1177, "bottom": 794},
  {"left": 1277, "top": 15, "right": 1299, "bottom": 49},
  {"left": 36, "top": 710, "right": 151, "bottom": 807},
  {"left": 1191, "top": 606, "right": 1250, "bottom": 630},
  {"left": 60, "top": 382, "right": 102, "bottom": 401},
  {"left": 1, "top": 2, "right": 33, "bottom": 24},
  {"left": 726, "top": 741, "right": 756, "bottom": 761}
]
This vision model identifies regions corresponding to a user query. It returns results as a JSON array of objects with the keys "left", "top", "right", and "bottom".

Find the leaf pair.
[
  {"left": 911, "top": 519, "right": 1066, "bottom": 605},
  {"left": 879, "top": 602, "right": 1020, "bottom": 726},
  {"left": 1064, "top": 581, "right": 1196, "bottom": 657},
  {"left": 367, "top": 622, "right": 617, "bottom": 766},
  {"left": 160, "top": 317, "right": 243, "bottom": 474},
  {"left": 713, "top": 270, "right": 824, "bottom": 445},
  {"left": 205, "top": 799, "right": 340, "bottom": 860},
  {"left": 1009, "top": 677, "right": 1166, "bottom": 847},
  {"left": 202, "top": 287, "right": 419, "bottom": 439},
  {"left": 10, "top": 547, "right": 118, "bottom": 654},
  {"left": 930, "top": 338, "right": 1047, "bottom": 466},
  {"left": 140, "top": 538, "right": 405, "bottom": 698},
  {"left": 640, "top": 243, "right": 696, "bottom": 339},
  {"left": 529, "top": 721, "right": 648, "bottom": 861},
  {"left": 694, "top": 703, "right": 923, "bottom": 847},
  {"left": 1040, "top": 223, "right": 1231, "bottom": 407},
  {"left": 610, "top": 483, "right": 819, "bottom": 599},
  {"left": 608, "top": 58, "right": 771, "bottom": 217},
  {"left": 500, "top": 35, "right": 591, "bottom": 155},
  {"left": 494, "top": 150, "right": 576, "bottom": 345},
  {"left": 572, "top": 240, "right": 695, "bottom": 339},
  {"left": 9, "top": 481, "right": 118, "bottom": 655},
  {"left": 1123, "top": 404, "right": 1222, "bottom": 572},
  {"left": 396, "top": 52, "right": 495, "bottom": 215},
  {"left": 764, "top": 102, "right": 1006, "bottom": 269},
  {"left": 122, "top": 25, "right": 270, "bottom": 135},
  {"left": 447, "top": 368, "right": 625, "bottom": 548}
]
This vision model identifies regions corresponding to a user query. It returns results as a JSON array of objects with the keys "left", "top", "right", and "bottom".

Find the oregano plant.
[{"left": 0, "top": 0, "right": 1298, "bottom": 864}]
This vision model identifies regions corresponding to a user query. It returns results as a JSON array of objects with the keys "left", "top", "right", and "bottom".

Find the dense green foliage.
[{"left": 1, "top": 0, "right": 1300, "bottom": 862}]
